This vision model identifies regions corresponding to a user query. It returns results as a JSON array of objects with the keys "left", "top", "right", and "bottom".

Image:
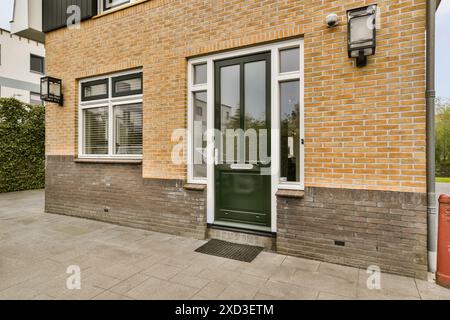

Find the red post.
[{"left": 437, "top": 194, "right": 450, "bottom": 288}]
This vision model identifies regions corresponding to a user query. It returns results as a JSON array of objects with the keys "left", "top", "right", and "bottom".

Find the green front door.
[{"left": 214, "top": 53, "right": 271, "bottom": 229}]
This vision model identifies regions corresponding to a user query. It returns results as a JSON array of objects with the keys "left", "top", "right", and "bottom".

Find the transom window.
[
  {"left": 78, "top": 70, "right": 143, "bottom": 159},
  {"left": 99, "top": 0, "right": 139, "bottom": 12}
]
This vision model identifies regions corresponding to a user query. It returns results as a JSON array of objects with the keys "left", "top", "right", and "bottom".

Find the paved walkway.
[{"left": 1, "top": 190, "right": 450, "bottom": 300}]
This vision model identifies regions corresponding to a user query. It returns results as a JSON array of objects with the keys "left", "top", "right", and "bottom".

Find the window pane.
[
  {"left": 280, "top": 48, "right": 300, "bottom": 73},
  {"left": 244, "top": 60, "right": 267, "bottom": 163},
  {"left": 280, "top": 81, "right": 300, "bottom": 182},
  {"left": 193, "top": 91, "right": 207, "bottom": 178},
  {"left": 104, "top": 0, "right": 130, "bottom": 10},
  {"left": 30, "top": 55, "right": 44, "bottom": 73},
  {"left": 84, "top": 107, "right": 108, "bottom": 155},
  {"left": 49, "top": 81, "right": 61, "bottom": 97},
  {"left": 113, "top": 103, "right": 143, "bottom": 155},
  {"left": 194, "top": 64, "right": 207, "bottom": 85},
  {"left": 83, "top": 80, "right": 108, "bottom": 100},
  {"left": 113, "top": 73, "right": 142, "bottom": 96}
]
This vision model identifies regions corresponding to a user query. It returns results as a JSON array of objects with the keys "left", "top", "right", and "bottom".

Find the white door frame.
[{"left": 187, "top": 38, "right": 304, "bottom": 233}]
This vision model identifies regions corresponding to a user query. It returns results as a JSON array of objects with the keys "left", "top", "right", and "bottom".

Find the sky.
[{"left": 0, "top": 0, "right": 448, "bottom": 98}]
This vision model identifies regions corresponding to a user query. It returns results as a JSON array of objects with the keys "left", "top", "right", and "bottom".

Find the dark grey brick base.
[
  {"left": 45, "top": 155, "right": 428, "bottom": 278},
  {"left": 277, "top": 187, "right": 428, "bottom": 279},
  {"left": 45, "top": 155, "right": 207, "bottom": 239}
]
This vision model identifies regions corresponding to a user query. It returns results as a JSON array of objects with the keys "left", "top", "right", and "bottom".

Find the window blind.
[
  {"left": 83, "top": 107, "right": 109, "bottom": 155},
  {"left": 113, "top": 103, "right": 143, "bottom": 155}
]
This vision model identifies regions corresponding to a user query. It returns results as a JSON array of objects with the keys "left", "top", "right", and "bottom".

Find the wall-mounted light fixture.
[
  {"left": 347, "top": 5, "right": 377, "bottom": 67},
  {"left": 40, "top": 77, "right": 63, "bottom": 106}
]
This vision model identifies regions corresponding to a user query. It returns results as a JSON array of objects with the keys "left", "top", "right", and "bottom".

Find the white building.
[
  {"left": 0, "top": 27, "right": 45, "bottom": 104},
  {"left": 9, "top": 0, "right": 44, "bottom": 43}
]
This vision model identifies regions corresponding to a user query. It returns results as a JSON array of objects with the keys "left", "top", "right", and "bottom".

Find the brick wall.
[
  {"left": 45, "top": 0, "right": 427, "bottom": 193},
  {"left": 45, "top": 154, "right": 428, "bottom": 278},
  {"left": 45, "top": 156, "right": 207, "bottom": 239},
  {"left": 277, "top": 188, "right": 428, "bottom": 279}
]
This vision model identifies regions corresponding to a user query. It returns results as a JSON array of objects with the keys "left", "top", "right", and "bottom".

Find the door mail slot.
[{"left": 230, "top": 164, "right": 254, "bottom": 170}]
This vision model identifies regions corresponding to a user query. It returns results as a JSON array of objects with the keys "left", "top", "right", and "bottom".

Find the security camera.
[{"left": 325, "top": 13, "right": 339, "bottom": 28}]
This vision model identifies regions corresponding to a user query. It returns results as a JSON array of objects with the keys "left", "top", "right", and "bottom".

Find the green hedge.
[
  {"left": 0, "top": 98, "right": 45, "bottom": 193},
  {"left": 437, "top": 162, "right": 450, "bottom": 177}
]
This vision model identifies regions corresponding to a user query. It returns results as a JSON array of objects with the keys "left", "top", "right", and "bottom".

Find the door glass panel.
[
  {"left": 244, "top": 61, "right": 267, "bottom": 163},
  {"left": 280, "top": 80, "right": 300, "bottom": 182},
  {"left": 220, "top": 65, "right": 240, "bottom": 163}
]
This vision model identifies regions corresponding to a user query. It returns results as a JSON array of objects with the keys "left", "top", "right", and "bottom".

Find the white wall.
[
  {"left": 0, "top": 86, "right": 29, "bottom": 103},
  {"left": 10, "top": 0, "right": 43, "bottom": 37},
  {"left": 0, "top": 0, "right": 14, "bottom": 31},
  {"left": 9, "top": 0, "right": 28, "bottom": 34},
  {"left": 0, "top": 28, "right": 45, "bottom": 103},
  {"left": 28, "top": 0, "right": 43, "bottom": 33}
]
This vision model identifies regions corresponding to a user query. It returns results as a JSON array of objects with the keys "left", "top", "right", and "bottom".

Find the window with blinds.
[
  {"left": 79, "top": 70, "right": 143, "bottom": 158},
  {"left": 83, "top": 107, "right": 109, "bottom": 155},
  {"left": 113, "top": 103, "right": 143, "bottom": 155},
  {"left": 30, "top": 54, "right": 45, "bottom": 74}
]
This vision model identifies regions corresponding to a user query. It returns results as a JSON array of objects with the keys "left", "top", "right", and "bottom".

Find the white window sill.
[
  {"left": 93, "top": 0, "right": 150, "bottom": 19},
  {"left": 30, "top": 70, "right": 45, "bottom": 75},
  {"left": 278, "top": 183, "right": 304, "bottom": 190},
  {"left": 74, "top": 158, "right": 142, "bottom": 164},
  {"left": 188, "top": 179, "right": 207, "bottom": 184}
]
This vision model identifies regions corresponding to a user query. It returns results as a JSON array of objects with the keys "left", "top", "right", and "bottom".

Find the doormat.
[{"left": 195, "top": 239, "right": 263, "bottom": 263}]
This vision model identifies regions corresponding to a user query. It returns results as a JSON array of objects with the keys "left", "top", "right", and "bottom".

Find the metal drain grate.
[{"left": 195, "top": 239, "right": 263, "bottom": 263}]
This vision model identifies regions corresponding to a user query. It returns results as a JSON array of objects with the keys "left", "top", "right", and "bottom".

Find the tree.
[{"left": 436, "top": 97, "right": 450, "bottom": 177}]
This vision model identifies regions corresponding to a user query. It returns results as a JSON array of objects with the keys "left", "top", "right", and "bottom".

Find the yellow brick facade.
[{"left": 45, "top": 0, "right": 427, "bottom": 193}]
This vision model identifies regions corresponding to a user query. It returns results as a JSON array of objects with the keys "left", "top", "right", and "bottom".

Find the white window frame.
[
  {"left": 187, "top": 63, "right": 208, "bottom": 184},
  {"left": 98, "top": 0, "right": 138, "bottom": 13},
  {"left": 275, "top": 45, "right": 304, "bottom": 191},
  {"left": 187, "top": 39, "right": 304, "bottom": 233},
  {"left": 78, "top": 69, "right": 143, "bottom": 160}
]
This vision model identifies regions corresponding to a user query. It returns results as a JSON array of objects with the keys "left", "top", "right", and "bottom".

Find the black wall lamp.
[
  {"left": 40, "top": 77, "right": 63, "bottom": 106},
  {"left": 347, "top": 5, "right": 377, "bottom": 67}
]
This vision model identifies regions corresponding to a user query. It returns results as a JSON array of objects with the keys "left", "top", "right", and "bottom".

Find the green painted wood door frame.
[{"left": 214, "top": 52, "right": 272, "bottom": 228}]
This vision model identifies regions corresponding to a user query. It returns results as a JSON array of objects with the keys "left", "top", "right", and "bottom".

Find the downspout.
[{"left": 426, "top": 0, "right": 437, "bottom": 273}]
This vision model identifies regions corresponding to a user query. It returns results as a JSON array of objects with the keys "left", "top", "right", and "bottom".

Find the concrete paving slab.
[{"left": 0, "top": 190, "right": 449, "bottom": 300}]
